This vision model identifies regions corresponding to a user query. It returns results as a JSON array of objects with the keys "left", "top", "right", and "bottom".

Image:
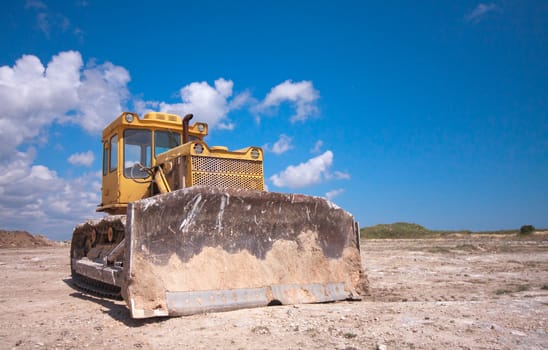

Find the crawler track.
[
  {"left": 71, "top": 271, "right": 122, "bottom": 300},
  {"left": 70, "top": 215, "right": 126, "bottom": 300}
]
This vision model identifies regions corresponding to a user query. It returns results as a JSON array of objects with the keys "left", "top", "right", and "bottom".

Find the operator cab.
[{"left": 99, "top": 112, "right": 208, "bottom": 214}]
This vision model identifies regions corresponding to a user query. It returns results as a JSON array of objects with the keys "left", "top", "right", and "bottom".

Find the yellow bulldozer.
[{"left": 70, "top": 111, "right": 367, "bottom": 318}]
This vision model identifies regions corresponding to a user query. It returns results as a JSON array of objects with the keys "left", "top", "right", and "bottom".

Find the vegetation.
[
  {"left": 516, "top": 285, "right": 530, "bottom": 292},
  {"left": 495, "top": 285, "right": 530, "bottom": 295},
  {"left": 519, "top": 225, "right": 535, "bottom": 235},
  {"left": 495, "top": 288, "right": 511, "bottom": 295},
  {"left": 342, "top": 332, "right": 357, "bottom": 339},
  {"left": 361, "top": 222, "right": 469, "bottom": 239},
  {"left": 360, "top": 222, "right": 525, "bottom": 239}
]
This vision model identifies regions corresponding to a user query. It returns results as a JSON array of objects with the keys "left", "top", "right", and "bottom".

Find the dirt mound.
[{"left": 0, "top": 230, "right": 56, "bottom": 248}]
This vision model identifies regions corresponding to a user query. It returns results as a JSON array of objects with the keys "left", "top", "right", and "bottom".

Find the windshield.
[
  {"left": 124, "top": 129, "right": 151, "bottom": 178},
  {"left": 155, "top": 130, "right": 181, "bottom": 156}
]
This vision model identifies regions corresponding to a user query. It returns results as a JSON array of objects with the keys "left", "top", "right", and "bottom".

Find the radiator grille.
[{"left": 190, "top": 156, "right": 263, "bottom": 190}]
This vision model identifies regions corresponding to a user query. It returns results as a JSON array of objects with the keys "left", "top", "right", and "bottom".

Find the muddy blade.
[{"left": 123, "top": 186, "right": 367, "bottom": 318}]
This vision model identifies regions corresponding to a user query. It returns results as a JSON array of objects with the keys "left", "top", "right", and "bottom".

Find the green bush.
[
  {"left": 359, "top": 223, "right": 524, "bottom": 239},
  {"left": 519, "top": 225, "right": 535, "bottom": 235},
  {"left": 360, "top": 222, "right": 431, "bottom": 239}
]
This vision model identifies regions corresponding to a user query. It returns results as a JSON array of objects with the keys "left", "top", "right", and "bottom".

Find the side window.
[
  {"left": 124, "top": 129, "right": 152, "bottom": 178},
  {"left": 102, "top": 143, "right": 108, "bottom": 176},
  {"left": 109, "top": 134, "right": 118, "bottom": 172},
  {"left": 155, "top": 130, "right": 181, "bottom": 157}
]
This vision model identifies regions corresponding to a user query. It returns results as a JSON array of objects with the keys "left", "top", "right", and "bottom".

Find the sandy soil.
[
  {"left": 0, "top": 235, "right": 546, "bottom": 349},
  {"left": 0, "top": 230, "right": 59, "bottom": 249}
]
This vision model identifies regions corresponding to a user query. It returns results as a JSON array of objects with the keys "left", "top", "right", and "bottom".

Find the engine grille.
[{"left": 190, "top": 156, "right": 264, "bottom": 190}]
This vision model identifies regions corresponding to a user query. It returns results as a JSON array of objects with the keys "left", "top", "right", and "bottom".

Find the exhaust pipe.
[{"left": 182, "top": 114, "right": 193, "bottom": 144}]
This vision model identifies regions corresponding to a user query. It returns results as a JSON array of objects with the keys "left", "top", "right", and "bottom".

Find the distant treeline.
[{"left": 359, "top": 222, "right": 539, "bottom": 239}]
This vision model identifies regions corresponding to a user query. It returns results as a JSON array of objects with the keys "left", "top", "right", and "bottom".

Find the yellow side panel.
[
  {"left": 119, "top": 176, "right": 151, "bottom": 204},
  {"left": 102, "top": 170, "right": 119, "bottom": 206}
]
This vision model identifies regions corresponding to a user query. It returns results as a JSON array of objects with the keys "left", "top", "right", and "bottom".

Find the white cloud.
[
  {"left": 325, "top": 188, "right": 345, "bottom": 200},
  {"left": 260, "top": 80, "right": 319, "bottom": 122},
  {"left": 68, "top": 151, "right": 95, "bottom": 166},
  {"left": 25, "top": 0, "right": 46, "bottom": 9},
  {"left": 25, "top": 0, "right": 80, "bottom": 40},
  {"left": 142, "top": 79, "right": 317, "bottom": 129},
  {"left": 270, "top": 151, "right": 329, "bottom": 188},
  {"left": 0, "top": 51, "right": 130, "bottom": 162},
  {"left": 0, "top": 150, "right": 102, "bottom": 239},
  {"left": 0, "top": 52, "right": 79, "bottom": 160},
  {"left": 0, "top": 51, "right": 128, "bottom": 238},
  {"left": 263, "top": 134, "right": 293, "bottom": 155},
  {"left": 311, "top": 140, "right": 324, "bottom": 154},
  {"left": 157, "top": 78, "right": 249, "bottom": 130},
  {"left": 465, "top": 3, "right": 501, "bottom": 23},
  {"left": 73, "top": 61, "right": 130, "bottom": 132},
  {"left": 270, "top": 150, "right": 351, "bottom": 188},
  {"left": 229, "top": 90, "right": 252, "bottom": 110},
  {"left": 334, "top": 171, "right": 351, "bottom": 180},
  {"left": 133, "top": 99, "right": 159, "bottom": 116},
  {"left": 37, "top": 12, "right": 71, "bottom": 37}
]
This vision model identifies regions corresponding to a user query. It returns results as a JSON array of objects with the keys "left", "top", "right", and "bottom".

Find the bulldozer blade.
[{"left": 123, "top": 186, "right": 367, "bottom": 318}]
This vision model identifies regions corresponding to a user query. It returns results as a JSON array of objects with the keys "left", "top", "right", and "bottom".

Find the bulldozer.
[{"left": 70, "top": 111, "right": 367, "bottom": 318}]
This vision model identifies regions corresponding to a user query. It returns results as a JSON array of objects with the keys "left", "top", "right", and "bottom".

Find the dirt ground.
[
  {"left": 0, "top": 235, "right": 546, "bottom": 350},
  {"left": 0, "top": 230, "right": 57, "bottom": 249}
]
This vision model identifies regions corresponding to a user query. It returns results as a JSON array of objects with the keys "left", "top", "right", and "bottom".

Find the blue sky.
[{"left": 0, "top": 1, "right": 546, "bottom": 239}]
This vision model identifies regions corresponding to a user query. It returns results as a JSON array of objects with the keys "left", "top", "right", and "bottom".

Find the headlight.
[
  {"left": 250, "top": 148, "right": 260, "bottom": 159},
  {"left": 193, "top": 143, "right": 204, "bottom": 154},
  {"left": 125, "top": 113, "right": 134, "bottom": 123},
  {"left": 197, "top": 124, "right": 205, "bottom": 132}
]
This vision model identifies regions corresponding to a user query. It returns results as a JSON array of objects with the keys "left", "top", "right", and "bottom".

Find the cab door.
[
  {"left": 119, "top": 128, "right": 152, "bottom": 204},
  {"left": 101, "top": 133, "right": 120, "bottom": 209}
]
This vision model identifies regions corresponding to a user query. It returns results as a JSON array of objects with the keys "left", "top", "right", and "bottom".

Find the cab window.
[
  {"left": 109, "top": 134, "right": 118, "bottom": 173},
  {"left": 102, "top": 143, "right": 108, "bottom": 176},
  {"left": 155, "top": 130, "right": 181, "bottom": 156},
  {"left": 124, "top": 129, "right": 151, "bottom": 178}
]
